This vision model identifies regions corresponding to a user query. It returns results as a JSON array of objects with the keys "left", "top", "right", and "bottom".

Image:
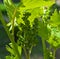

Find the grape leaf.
[{"left": 49, "top": 10, "right": 60, "bottom": 27}]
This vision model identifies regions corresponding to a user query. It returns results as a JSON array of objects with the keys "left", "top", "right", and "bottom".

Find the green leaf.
[
  {"left": 4, "top": 0, "right": 15, "bottom": 20},
  {"left": 21, "top": 0, "right": 54, "bottom": 9},
  {"left": 6, "top": 56, "right": 11, "bottom": 59},
  {"left": 16, "top": 0, "right": 55, "bottom": 27},
  {"left": 17, "top": 0, "right": 54, "bottom": 26},
  {"left": 38, "top": 21, "right": 49, "bottom": 40},
  {"left": 49, "top": 10, "right": 60, "bottom": 26},
  {"left": 6, "top": 56, "right": 14, "bottom": 59},
  {"left": 28, "top": 7, "right": 43, "bottom": 26},
  {"left": 6, "top": 45, "right": 15, "bottom": 56},
  {"left": 18, "top": 46, "right": 22, "bottom": 55}
]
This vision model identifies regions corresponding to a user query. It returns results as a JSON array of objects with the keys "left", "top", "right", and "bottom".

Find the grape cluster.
[{"left": 17, "top": 12, "right": 39, "bottom": 50}]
